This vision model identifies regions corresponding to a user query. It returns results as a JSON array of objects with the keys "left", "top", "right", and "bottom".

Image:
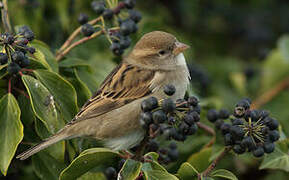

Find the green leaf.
[
  {"left": 59, "top": 148, "right": 120, "bottom": 180},
  {"left": 17, "top": 94, "right": 36, "bottom": 125},
  {"left": 29, "top": 57, "right": 47, "bottom": 70},
  {"left": 31, "top": 40, "right": 58, "bottom": 72},
  {"left": 177, "top": 162, "right": 199, "bottom": 180},
  {"left": 187, "top": 147, "right": 212, "bottom": 172},
  {"left": 77, "top": 171, "right": 106, "bottom": 180},
  {"left": 259, "top": 147, "right": 289, "bottom": 172},
  {"left": 278, "top": 35, "right": 289, "bottom": 62},
  {"left": 34, "top": 69, "right": 78, "bottom": 122},
  {"left": 229, "top": 72, "right": 246, "bottom": 96},
  {"left": 0, "top": 94, "right": 23, "bottom": 175},
  {"left": 32, "top": 151, "right": 65, "bottom": 180},
  {"left": 31, "top": 46, "right": 52, "bottom": 70},
  {"left": 22, "top": 75, "right": 59, "bottom": 133},
  {"left": 75, "top": 67, "right": 99, "bottom": 93},
  {"left": 144, "top": 152, "right": 159, "bottom": 161},
  {"left": 118, "top": 159, "right": 142, "bottom": 180},
  {"left": 70, "top": 68, "right": 92, "bottom": 107},
  {"left": 262, "top": 50, "right": 289, "bottom": 90},
  {"left": 143, "top": 170, "right": 179, "bottom": 180},
  {"left": 211, "top": 169, "right": 238, "bottom": 180},
  {"left": 59, "top": 58, "right": 91, "bottom": 69}
]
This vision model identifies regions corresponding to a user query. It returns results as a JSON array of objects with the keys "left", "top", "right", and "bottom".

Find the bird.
[{"left": 17, "top": 31, "right": 190, "bottom": 160}]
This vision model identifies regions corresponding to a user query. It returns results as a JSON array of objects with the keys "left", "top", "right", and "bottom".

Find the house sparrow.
[{"left": 17, "top": 31, "right": 190, "bottom": 160}]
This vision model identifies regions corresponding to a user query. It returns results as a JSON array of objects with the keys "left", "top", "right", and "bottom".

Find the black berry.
[
  {"left": 161, "top": 98, "right": 176, "bottom": 113},
  {"left": 78, "top": 13, "right": 89, "bottom": 25},
  {"left": 141, "top": 97, "right": 158, "bottom": 112},
  {"left": 103, "top": 9, "right": 114, "bottom": 19},
  {"left": 207, "top": 109, "right": 219, "bottom": 122},
  {"left": 128, "top": 10, "right": 142, "bottom": 23},
  {"left": 152, "top": 110, "right": 167, "bottom": 124},
  {"left": 124, "top": 0, "right": 136, "bottom": 9},
  {"left": 81, "top": 24, "right": 95, "bottom": 37},
  {"left": 219, "top": 109, "right": 230, "bottom": 119},
  {"left": 163, "top": 84, "right": 176, "bottom": 96},
  {"left": 263, "top": 142, "right": 275, "bottom": 153},
  {"left": 91, "top": 1, "right": 105, "bottom": 14},
  {"left": 233, "top": 144, "right": 246, "bottom": 154},
  {"left": 253, "top": 146, "right": 264, "bottom": 157},
  {"left": 7, "top": 62, "right": 21, "bottom": 74},
  {"left": 187, "top": 96, "right": 198, "bottom": 107},
  {"left": 0, "top": 53, "right": 8, "bottom": 65},
  {"left": 104, "top": 167, "right": 117, "bottom": 179}
]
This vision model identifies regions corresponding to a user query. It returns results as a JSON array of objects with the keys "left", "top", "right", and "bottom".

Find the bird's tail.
[{"left": 16, "top": 130, "right": 71, "bottom": 160}]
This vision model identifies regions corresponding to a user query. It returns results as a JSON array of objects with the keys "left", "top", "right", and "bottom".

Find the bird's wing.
[{"left": 69, "top": 62, "right": 156, "bottom": 124}]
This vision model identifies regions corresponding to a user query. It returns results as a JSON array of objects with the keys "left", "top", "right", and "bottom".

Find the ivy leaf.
[
  {"left": 32, "top": 151, "right": 66, "bottom": 180},
  {"left": 59, "top": 58, "right": 91, "bottom": 69},
  {"left": 210, "top": 169, "right": 238, "bottom": 180},
  {"left": 259, "top": 147, "right": 289, "bottom": 172},
  {"left": 59, "top": 148, "right": 120, "bottom": 180},
  {"left": 118, "top": 159, "right": 142, "bottom": 180},
  {"left": 70, "top": 68, "right": 92, "bottom": 107},
  {"left": 31, "top": 40, "right": 58, "bottom": 72},
  {"left": 187, "top": 147, "right": 212, "bottom": 172},
  {"left": 77, "top": 171, "right": 106, "bottom": 180},
  {"left": 278, "top": 35, "right": 289, "bottom": 62},
  {"left": 34, "top": 69, "right": 78, "bottom": 122},
  {"left": 177, "top": 162, "right": 199, "bottom": 180},
  {"left": 22, "top": 75, "right": 59, "bottom": 134},
  {"left": 0, "top": 94, "right": 23, "bottom": 175},
  {"left": 143, "top": 170, "right": 179, "bottom": 180}
]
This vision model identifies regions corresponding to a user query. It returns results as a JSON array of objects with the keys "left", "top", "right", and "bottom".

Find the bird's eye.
[{"left": 158, "top": 50, "right": 166, "bottom": 55}]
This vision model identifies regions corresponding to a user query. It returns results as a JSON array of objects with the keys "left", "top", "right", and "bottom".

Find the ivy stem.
[
  {"left": 196, "top": 122, "right": 216, "bottom": 148},
  {"left": 8, "top": 77, "right": 11, "bottom": 93},
  {"left": 57, "top": 17, "right": 102, "bottom": 55},
  {"left": 199, "top": 146, "right": 233, "bottom": 179},
  {"left": 251, "top": 76, "right": 289, "bottom": 109},
  {"left": 0, "top": 0, "right": 12, "bottom": 33},
  {"left": 56, "top": 30, "right": 104, "bottom": 61},
  {"left": 14, "top": 87, "right": 29, "bottom": 99}
]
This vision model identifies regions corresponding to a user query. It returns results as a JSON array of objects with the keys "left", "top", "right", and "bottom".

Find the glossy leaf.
[
  {"left": 259, "top": 147, "right": 289, "bottom": 172},
  {"left": 59, "top": 148, "right": 120, "bottom": 180},
  {"left": 22, "top": 75, "right": 59, "bottom": 133},
  {"left": 278, "top": 35, "right": 289, "bottom": 62},
  {"left": 77, "top": 171, "right": 106, "bottom": 180},
  {"left": 143, "top": 170, "right": 179, "bottom": 180},
  {"left": 211, "top": 169, "right": 238, "bottom": 180},
  {"left": 71, "top": 68, "right": 92, "bottom": 107},
  {"left": 29, "top": 57, "right": 47, "bottom": 70},
  {"left": 32, "top": 151, "right": 66, "bottom": 180},
  {"left": 177, "top": 162, "right": 199, "bottom": 180},
  {"left": 118, "top": 159, "right": 142, "bottom": 180},
  {"left": 59, "top": 58, "right": 91, "bottom": 69},
  {"left": 0, "top": 94, "right": 23, "bottom": 175},
  {"left": 34, "top": 69, "right": 78, "bottom": 122},
  {"left": 75, "top": 67, "right": 99, "bottom": 93},
  {"left": 31, "top": 40, "right": 58, "bottom": 72},
  {"left": 187, "top": 147, "right": 212, "bottom": 172}
]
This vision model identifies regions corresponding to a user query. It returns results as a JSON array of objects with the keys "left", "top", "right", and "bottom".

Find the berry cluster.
[
  {"left": 207, "top": 98, "right": 280, "bottom": 157},
  {"left": 147, "top": 140, "right": 179, "bottom": 165},
  {"left": 139, "top": 84, "right": 200, "bottom": 163},
  {"left": 0, "top": 26, "right": 35, "bottom": 75},
  {"left": 77, "top": 0, "right": 141, "bottom": 56}
]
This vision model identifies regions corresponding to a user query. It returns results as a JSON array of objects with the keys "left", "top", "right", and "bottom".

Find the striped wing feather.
[{"left": 71, "top": 62, "right": 155, "bottom": 123}]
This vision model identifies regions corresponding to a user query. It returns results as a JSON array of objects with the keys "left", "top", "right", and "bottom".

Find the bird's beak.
[{"left": 173, "top": 42, "right": 190, "bottom": 55}]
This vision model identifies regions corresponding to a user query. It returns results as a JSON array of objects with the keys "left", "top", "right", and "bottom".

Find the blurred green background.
[{"left": 1, "top": 0, "right": 289, "bottom": 179}]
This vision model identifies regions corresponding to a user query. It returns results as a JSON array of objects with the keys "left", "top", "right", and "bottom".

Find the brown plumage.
[{"left": 16, "top": 31, "right": 190, "bottom": 160}]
